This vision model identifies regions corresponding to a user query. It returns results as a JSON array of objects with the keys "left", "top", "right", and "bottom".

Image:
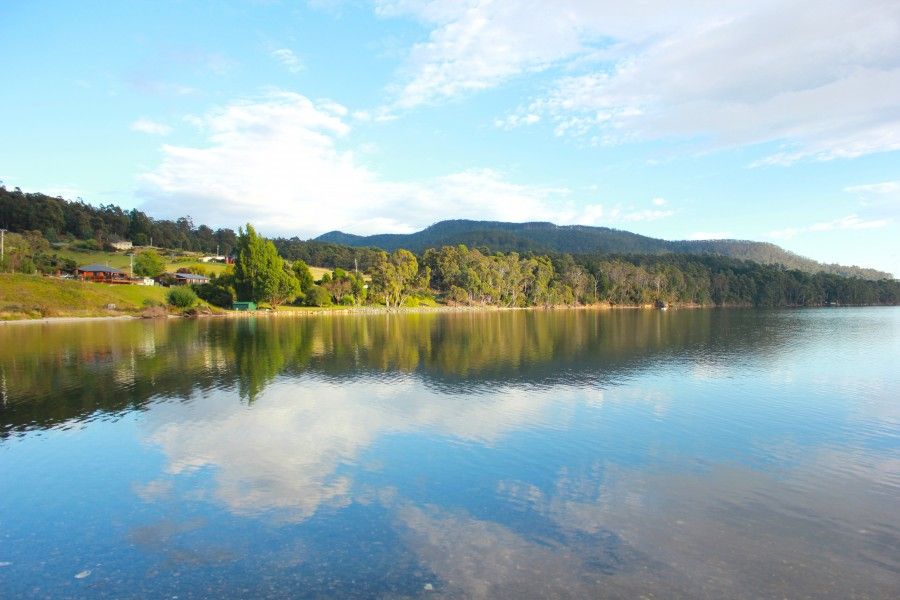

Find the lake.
[{"left": 1, "top": 308, "right": 898, "bottom": 599}]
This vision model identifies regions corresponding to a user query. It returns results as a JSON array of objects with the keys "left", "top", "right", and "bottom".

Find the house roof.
[
  {"left": 173, "top": 272, "right": 209, "bottom": 281},
  {"left": 78, "top": 264, "right": 125, "bottom": 274}
]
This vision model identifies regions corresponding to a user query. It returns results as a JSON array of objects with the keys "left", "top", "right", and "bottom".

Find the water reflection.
[
  {"left": 1, "top": 309, "right": 792, "bottom": 433},
  {"left": 0, "top": 309, "right": 898, "bottom": 598}
]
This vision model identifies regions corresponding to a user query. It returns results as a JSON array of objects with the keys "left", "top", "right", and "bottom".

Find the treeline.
[
  {"left": 0, "top": 185, "right": 237, "bottom": 253},
  {"left": 2, "top": 187, "right": 897, "bottom": 308},
  {"left": 421, "top": 245, "right": 899, "bottom": 307},
  {"left": 272, "top": 237, "right": 382, "bottom": 272},
  {"left": 220, "top": 234, "right": 899, "bottom": 308}
]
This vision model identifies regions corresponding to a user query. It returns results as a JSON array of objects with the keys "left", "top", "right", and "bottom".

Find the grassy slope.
[
  {"left": 55, "top": 247, "right": 229, "bottom": 275},
  {"left": 0, "top": 273, "right": 169, "bottom": 319}
]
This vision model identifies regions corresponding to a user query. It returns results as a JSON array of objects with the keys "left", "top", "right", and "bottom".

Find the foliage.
[
  {"left": 292, "top": 259, "right": 315, "bottom": 296},
  {"left": 270, "top": 264, "right": 301, "bottom": 308},
  {"left": 233, "top": 224, "right": 300, "bottom": 306},
  {"left": 0, "top": 184, "right": 237, "bottom": 254},
  {"left": 2, "top": 186, "right": 897, "bottom": 308},
  {"left": 274, "top": 237, "right": 381, "bottom": 272},
  {"left": 370, "top": 249, "right": 424, "bottom": 307},
  {"left": 134, "top": 249, "right": 166, "bottom": 277},
  {"left": 303, "top": 285, "right": 333, "bottom": 307},
  {"left": 317, "top": 219, "right": 893, "bottom": 280},
  {"left": 167, "top": 286, "right": 198, "bottom": 308},
  {"left": 320, "top": 267, "right": 367, "bottom": 305},
  {"left": 195, "top": 279, "right": 235, "bottom": 308}
]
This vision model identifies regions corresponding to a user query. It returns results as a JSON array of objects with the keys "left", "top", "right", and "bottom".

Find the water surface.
[{"left": 1, "top": 309, "right": 898, "bottom": 598}]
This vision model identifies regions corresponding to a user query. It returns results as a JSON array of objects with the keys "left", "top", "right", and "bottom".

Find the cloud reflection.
[{"left": 142, "top": 379, "right": 576, "bottom": 521}]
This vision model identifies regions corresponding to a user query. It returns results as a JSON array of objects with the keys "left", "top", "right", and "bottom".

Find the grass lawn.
[
  {"left": 0, "top": 273, "right": 169, "bottom": 319},
  {"left": 54, "top": 246, "right": 229, "bottom": 275}
]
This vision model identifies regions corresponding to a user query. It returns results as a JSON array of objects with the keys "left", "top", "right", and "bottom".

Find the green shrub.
[
  {"left": 303, "top": 285, "right": 332, "bottom": 307},
  {"left": 167, "top": 286, "right": 198, "bottom": 308},
  {"left": 340, "top": 294, "right": 355, "bottom": 306},
  {"left": 195, "top": 282, "right": 235, "bottom": 308},
  {"left": 449, "top": 286, "right": 469, "bottom": 304},
  {"left": 134, "top": 250, "right": 166, "bottom": 277}
]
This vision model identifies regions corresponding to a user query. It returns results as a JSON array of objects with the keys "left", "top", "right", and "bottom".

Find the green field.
[
  {"left": 54, "top": 246, "right": 229, "bottom": 275},
  {"left": 0, "top": 273, "right": 170, "bottom": 319}
]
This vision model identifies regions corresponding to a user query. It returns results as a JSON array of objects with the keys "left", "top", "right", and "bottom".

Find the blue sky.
[{"left": 1, "top": 0, "right": 899, "bottom": 275}]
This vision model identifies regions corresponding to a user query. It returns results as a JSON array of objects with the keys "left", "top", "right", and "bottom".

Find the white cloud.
[
  {"left": 271, "top": 48, "right": 304, "bottom": 73},
  {"left": 138, "top": 92, "right": 638, "bottom": 235},
  {"left": 494, "top": 112, "right": 540, "bottom": 129},
  {"left": 808, "top": 214, "right": 890, "bottom": 232},
  {"left": 651, "top": 197, "right": 666, "bottom": 206},
  {"left": 844, "top": 181, "right": 900, "bottom": 195},
  {"left": 380, "top": 0, "right": 900, "bottom": 163},
  {"left": 769, "top": 214, "right": 890, "bottom": 239},
  {"left": 131, "top": 118, "right": 172, "bottom": 136},
  {"left": 379, "top": 0, "right": 588, "bottom": 109}
]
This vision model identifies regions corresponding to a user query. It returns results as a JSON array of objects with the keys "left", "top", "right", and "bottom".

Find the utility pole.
[{"left": 0, "top": 228, "right": 6, "bottom": 258}]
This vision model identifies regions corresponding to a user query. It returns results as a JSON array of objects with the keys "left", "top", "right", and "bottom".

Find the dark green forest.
[
  {"left": 0, "top": 185, "right": 238, "bottom": 253},
  {"left": 317, "top": 219, "right": 892, "bottom": 280},
  {"left": 1, "top": 185, "right": 897, "bottom": 308}
]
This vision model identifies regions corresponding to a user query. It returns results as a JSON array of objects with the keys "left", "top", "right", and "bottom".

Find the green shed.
[{"left": 232, "top": 301, "right": 257, "bottom": 311}]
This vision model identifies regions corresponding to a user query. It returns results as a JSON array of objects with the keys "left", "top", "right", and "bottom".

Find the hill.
[{"left": 317, "top": 220, "right": 892, "bottom": 280}]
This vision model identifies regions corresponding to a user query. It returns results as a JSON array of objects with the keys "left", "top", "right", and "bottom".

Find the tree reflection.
[{"left": 1, "top": 309, "right": 793, "bottom": 435}]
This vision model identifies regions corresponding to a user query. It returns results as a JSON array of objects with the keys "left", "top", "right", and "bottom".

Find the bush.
[
  {"left": 134, "top": 250, "right": 166, "bottom": 277},
  {"left": 448, "top": 286, "right": 469, "bottom": 304},
  {"left": 167, "top": 286, "right": 198, "bottom": 308},
  {"left": 195, "top": 282, "right": 235, "bottom": 308},
  {"left": 303, "top": 285, "right": 332, "bottom": 307},
  {"left": 72, "top": 239, "right": 102, "bottom": 251},
  {"left": 340, "top": 294, "right": 355, "bottom": 306}
]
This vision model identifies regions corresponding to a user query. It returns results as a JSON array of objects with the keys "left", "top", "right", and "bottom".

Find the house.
[
  {"left": 77, "top": 264, "right": 128, "bottom": 283},
  {"left": 157, "top": 272, "right": 210, "bottom": 286},
  {"left": 110, "top": 240, "right": 133, "bottom": 251}
]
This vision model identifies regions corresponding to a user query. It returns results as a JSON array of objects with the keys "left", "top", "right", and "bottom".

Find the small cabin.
[
  {"left": 157, "top": 272, "right": 211, "bottom": 286},
  {"left": 77, "top": 264, "right": 128, "bottom": 283},
  {"left": 173, "top": 272, "right": 210, "bottom": 285},
  {"left": 232, "top": 301, "right": 257, "bottom": 311}
]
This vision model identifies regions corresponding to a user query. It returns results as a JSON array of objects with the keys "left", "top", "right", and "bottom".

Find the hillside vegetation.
[
  {"left": 316, "top": 220, "right": 892, "bottom": 280},
  {"left": 2, "top": 186, "right": 897, "bottom": 313},
  {"left": 0, "top": 274, "right": 169, "bottom": 319}
]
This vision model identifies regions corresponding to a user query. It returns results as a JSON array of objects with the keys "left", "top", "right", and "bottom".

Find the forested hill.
[
  {"left": 1, "top": 185, "right": 891, "bottom": 281},
  {"left": 317, "top": 220, "right": 891, "bottom": 280}
]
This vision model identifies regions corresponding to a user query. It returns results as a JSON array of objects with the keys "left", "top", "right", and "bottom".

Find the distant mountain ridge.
[{"left": 316, "top": 220, "right": 892, "bottom": 280}]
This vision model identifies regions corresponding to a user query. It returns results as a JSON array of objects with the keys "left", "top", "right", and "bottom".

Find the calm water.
[{"left": 1, "top": 309, "right": 898, "bottom": 599}]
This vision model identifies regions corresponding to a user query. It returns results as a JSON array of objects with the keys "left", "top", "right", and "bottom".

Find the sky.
[{"left": 1, "top": 0, "right": 899, "bottom": 275}]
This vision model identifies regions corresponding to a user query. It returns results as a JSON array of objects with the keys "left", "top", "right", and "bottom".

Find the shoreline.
[
  {"left": 0, "top": 302, "right": 684, "bottom": 325},
  {"left": 4, "top": 301, "right": 889, "bottom": 325}
]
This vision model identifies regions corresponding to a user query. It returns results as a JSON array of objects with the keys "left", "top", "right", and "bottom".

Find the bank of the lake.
[{"left": 2, "top": 272, "right": 894, "bottom": 323}]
